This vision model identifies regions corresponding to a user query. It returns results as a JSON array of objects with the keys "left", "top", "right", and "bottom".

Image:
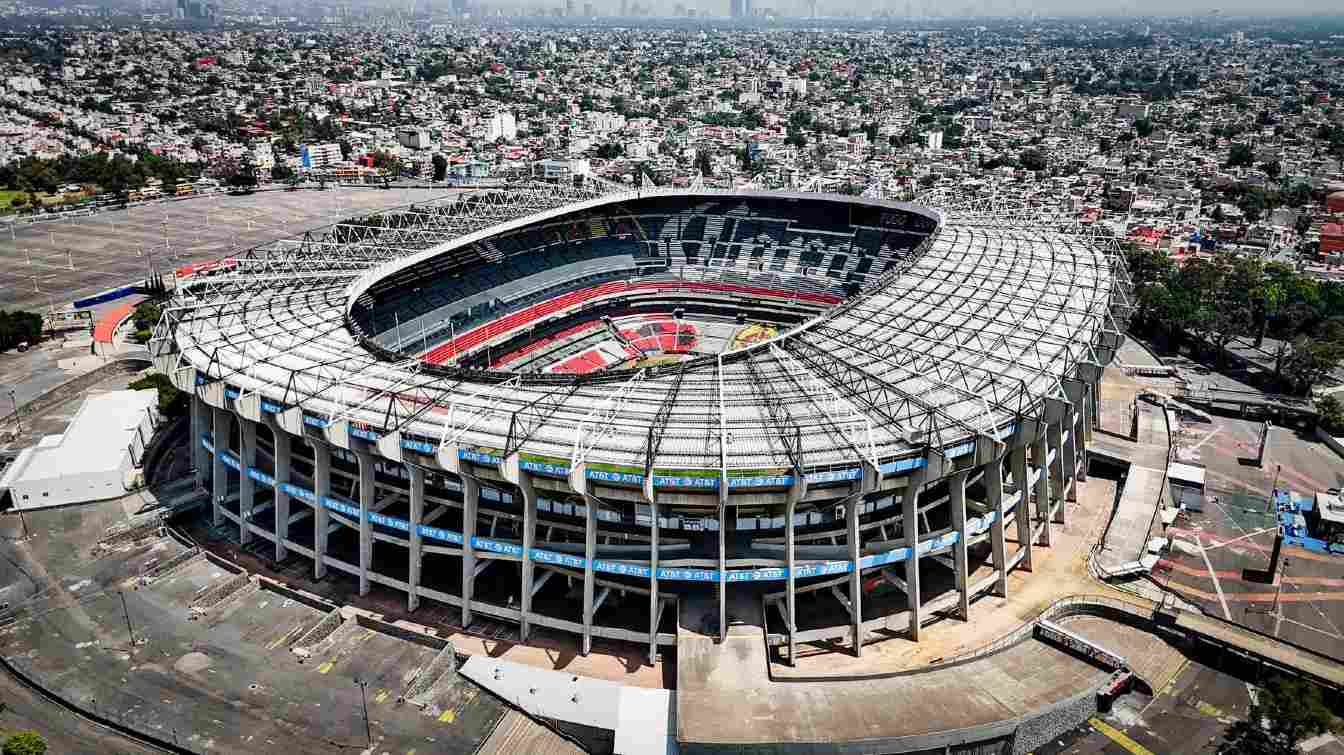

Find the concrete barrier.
[
  {"left": 256, "top": 577, "right": 340, "bottom": 613},
  {"left": 201, "top": 549, "right": 245, "bottom": 574},
  {"left": 96, "top": 520, "right": 163, "bottom": 550},
  {"left": 404, "top": 641, "right": 459, "bottom": 708},
  {"left": 189, "top": 571, "right": 251, "bottom": 616},
  {"left": 140, "top": 549, "right": 202, "bottom": 582},
  {"left": 291, "top": 610, "right": 344, "bottom": 658},
  {"left": 354, "top": 613, "right": 448, "bottom": 651}
]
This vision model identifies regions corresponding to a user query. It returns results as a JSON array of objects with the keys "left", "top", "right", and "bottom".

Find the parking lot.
[{"left": 0, "top": 186, "right": 453, "bottom": 312}]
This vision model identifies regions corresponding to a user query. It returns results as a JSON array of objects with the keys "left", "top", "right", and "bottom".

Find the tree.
[
  {"left": 1, "top": 730, "right": 47, "bottom": 755},
  {"left": 431, "top": 153, "right": 448, "bottom": 182},
  {"left": 131, "top": 301, "right": 161, "bottom": 342},
  {"left": 1220, "top": 676, "right": 1331, "bottom": 755},
  {"left": 1317, "top": 394, "right": 1344, "bottom": 435},
  {"left": 129, "top": 372, "right": 186, "bottom": 418},
  {"left": 1227, "top": 142, "right": 1254, "bottom": 168},
  {"left": 1135, "top": 118, "right": 1154, "bottom": 138},
  {"left": 0, "top": 310, "right": 43, "bottom": 351},
  {"left": 694, "top": 150, "right": 712, "bottom": 177},
  {"left": 1019, "top": 148, "right": 1047, "bottom": 172},
  {"left": 1281, "top": 319, "right": 1344, "bottom": 395}
]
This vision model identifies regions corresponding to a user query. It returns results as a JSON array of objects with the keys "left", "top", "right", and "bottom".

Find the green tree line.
[
  {"left": 1127, "top": 246, "right": 1344, "bottom": 395},
  {"left": 0, "top": 310, "right": 43, "bottom": 352},
  {"left": 0, "top": 152, "right": 201, "bottom": 197}
]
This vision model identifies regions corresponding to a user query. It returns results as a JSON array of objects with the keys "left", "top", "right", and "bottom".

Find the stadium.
[{"left": 151, "top": 182, "right": 1130, "bottom": 664}]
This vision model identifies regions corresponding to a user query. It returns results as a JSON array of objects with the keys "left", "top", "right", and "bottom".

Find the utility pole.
[
  {"left": 9, "top": 389, "right": 20, "bottom": 434},
  {"left": 118, "top": 590, "right": 136, "bottom": 647},
  {"left": 1271, "top": 556, "right": 1291, "bottom": 631},
  {"left": 1266, "top": 463, "right": 1282, "bottom": 513},
  {"left": 354, "top": 678, "right": 372, "bottom": 746}
]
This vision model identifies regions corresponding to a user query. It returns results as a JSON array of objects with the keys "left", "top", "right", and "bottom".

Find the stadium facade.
[{"left": 152, "top": 184, "right": 1131, "bottom": 663}]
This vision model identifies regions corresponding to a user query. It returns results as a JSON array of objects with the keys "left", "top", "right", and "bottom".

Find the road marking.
[
  {"left": 1195, "top": 700, "right": 1231, "bottom": 721},
  {"left": 438, "top": 709, "right": 455, "bottom": 723},
  {"left": 267, "top": 625, "right": 302, "bottom": 651},
  {"left": 1188, "top": 424, "right": 1223, "bottom": 453},
  {"left": 1198, "top": 537, "right": 1234, "bottom": 620},
  {"left": 1088, "top": 717, "right": 1155, "bottom": 755},
  {"left": 316, "top": 661, "right": 333, "bottom": 674}
]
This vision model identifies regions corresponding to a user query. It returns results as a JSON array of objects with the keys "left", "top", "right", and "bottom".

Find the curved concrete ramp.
[{"left": 675, "top": 594, "right": 1110, "bottom": 753}]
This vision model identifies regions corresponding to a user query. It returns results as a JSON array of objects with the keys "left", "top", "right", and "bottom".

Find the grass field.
[{"left": 0, "top": 189, "right": 27, "bottom": 213}]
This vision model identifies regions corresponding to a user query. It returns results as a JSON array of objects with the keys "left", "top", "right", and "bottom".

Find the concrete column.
[
  {"left": 1032, "top": 433, "right": 1052, "bottom": 547},
  {"left": 239, "top": 420, "right": 257, "bottom": 545},
  {"left": 648, "top": 498, "right": 660, "bottom": 666},
  {"left": 785, "top": 492, "right": 799, "bottom": 666},
  {"left": 1048, "top": 419, "right": 1067, "bottom": 522},
  {"left": 949, "top": 469, "right": 971, "bottom": 620},
  {"left": 461, "top": 476, "right": 479, "bottom": 628},
  {"left": 1011, "top": 444, "right": 1033, "bottom": 572},
  {"left": 313, "top": 442, "right": 331, "bottom": 580},
  {"left": 1076, "top": 398, "right": 1090, "bottom": 483},
  {"left": 581, "top": 496, "right": 598, "bottom": 656},
  {"left": 1087, "top": 381, "right": 1099, "bottom": 437},
  {"left": 210, "top": 407, "right": 233, "bottom": 528},
  {"left": 846, "top": 496, "right": 864, "bottom": 655},
  {"left": 1062, "top": 413, "right": 1079, "bottom": 502},
  {"left": 717, "top": 503, "right": 727, "bottom": 644},
  {"left": 986, "top": 457, "right": 1008, "bottom": 597},
  {"left": 407, "top": 465, "right": 424, "bottom": 612},
  {"left": 902, "top": 474, "right": 923, "bottom": 641},
  {"left": 272, "top": 426, "right": 291, "bottom": 563},
  {"left": 355, "top": 450, "right": 374, "bottom": 597},
  {"left": 518, "top": 472, "right": 537, "bottom": 642},
  {"left": 192, "top": 394, "right": 208, "bottom": 490}
]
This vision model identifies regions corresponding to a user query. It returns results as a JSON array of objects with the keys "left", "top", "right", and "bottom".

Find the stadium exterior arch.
[{"left": 152, "top": 184, "right": 1131, "bottom": 664}]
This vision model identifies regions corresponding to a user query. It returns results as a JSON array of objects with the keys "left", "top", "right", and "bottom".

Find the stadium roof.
[{"left": 153, "top": 183, "right": 1130, "bottom": 480}]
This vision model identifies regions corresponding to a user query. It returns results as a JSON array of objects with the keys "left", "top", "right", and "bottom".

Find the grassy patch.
[{"left": 0, "top": 189, "right": 29, "bottom": 213}]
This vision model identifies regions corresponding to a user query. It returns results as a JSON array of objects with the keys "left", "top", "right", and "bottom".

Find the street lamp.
[
  {"left": 9, "top": 389, "right": 19, "bottom": 434},
  {"left": 118, "top": 590, "right": 136, "bottom": 648},
  {"left": 354, "top": 677, "right": 372, "bottom": 747}
]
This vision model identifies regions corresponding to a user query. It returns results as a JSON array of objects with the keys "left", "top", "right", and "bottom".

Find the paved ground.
[
  {"left": 1039, "top": 656, "right": 1344, "bottom": 755},
  {"left": 188, "top": 518, "right": 671, "bottom": 690},
  {"left": 0, "top": 332, "right": 133, "bottom": 420},
  {"left": 0, "top": 500, "right": 508, "bottom": 754},
  {"left": 0, "top": 654, "right": 163, "bottom": 755},
  {"left": 1150, "top": 406, "right": 1344, "bottom": 659},
  {"left": 0, "top": 187, "right": 456, "bottom": 312},
  {"left": 0, "top": 362, "right": 148, "bottom": 457}
]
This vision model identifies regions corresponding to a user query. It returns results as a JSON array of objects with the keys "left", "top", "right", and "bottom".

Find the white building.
[
  {"left": 926, "top": 130, "right": 944, "bottom": 152},
  {"left": 0, "top": 390, "right": 159, "bottom": 510},
  {"left": 5, "top": 76, "right": 43, "bottom": 93},
  {"left": 487, "top": 111, "right": 517, "bottom": 142},
  {"left": 301, "top": 142, "right": 343, "bottom": 169},
  {"left": 535, "top": 158, "right": 591, "bottom": 181},
  {"left": 397, "top": 126, "right": 432, "bottom": 150},
  {"left": 251, "top": 142, "right": 276, "bottom": 171}
]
